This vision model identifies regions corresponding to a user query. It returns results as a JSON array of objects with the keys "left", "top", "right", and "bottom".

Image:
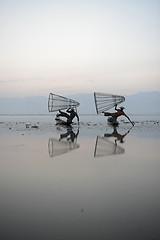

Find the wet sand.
[{"left": 0, "top": 115, "right": 160, "bottom": 240}]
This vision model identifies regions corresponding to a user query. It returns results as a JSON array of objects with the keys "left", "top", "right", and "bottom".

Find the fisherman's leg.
[
  {"left": 104, "top": 112, "right": 111, "bottom": 116},
  {"left": 59, "top": 131, "right": 70, "bottom": 140},
  {"left": 58, "top": 110, "right": 70, "bottom": 119},
  {"left": 112, "top": 116, "right": 117, "bottom": 122}
]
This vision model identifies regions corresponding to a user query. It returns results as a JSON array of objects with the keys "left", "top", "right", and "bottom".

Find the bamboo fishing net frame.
[
  {"left": 48, "top": 93, "right": 80, "bottom": 112},
  {"left": 94, "top": 92, "right": 125, "bottom": 114}
]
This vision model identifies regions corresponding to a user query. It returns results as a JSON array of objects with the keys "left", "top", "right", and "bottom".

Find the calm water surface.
[{"left": 0, "top": 115, "right": 160, "bottom": 240}]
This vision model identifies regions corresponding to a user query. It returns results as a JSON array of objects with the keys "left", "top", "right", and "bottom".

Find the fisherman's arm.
[
  {"left": 67, "top": 108, "right": 71, "bottom": 113},
  {"left": 115, "top": 104, "right": 118, "bottom": 110}
]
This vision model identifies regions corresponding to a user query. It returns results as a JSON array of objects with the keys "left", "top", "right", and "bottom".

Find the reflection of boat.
[
  {"left": 48, "top": 138, "right": 79, "bottom": 157},
  {"left": 94, "top": 136, "right": 125, "bottom": 157},
  {"left": 94, "top": 92, "right": 125, "bottom": 114},
  {"left": 48, "top": 93, "right": 80, "bottom": 112}
]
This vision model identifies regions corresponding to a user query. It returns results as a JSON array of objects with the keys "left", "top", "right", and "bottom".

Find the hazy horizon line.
[{"left": 0, "top": 90, "right": 160, "bottom": 99}]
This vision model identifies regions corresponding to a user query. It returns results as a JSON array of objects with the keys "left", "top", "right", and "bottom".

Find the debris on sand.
[
  {"left": 31, "top": 125, "right": 39, "bottom": 129},
  {"left": 26, "top": 124, "right": 31, "bottom": 129}
]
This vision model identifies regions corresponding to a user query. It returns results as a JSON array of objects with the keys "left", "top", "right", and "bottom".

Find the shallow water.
[{"left": 0, "top": 115, "right": 160, "bottom": 240}]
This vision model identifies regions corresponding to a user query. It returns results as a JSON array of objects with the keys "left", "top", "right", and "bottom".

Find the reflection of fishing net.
[
  {"left": 94, "top": 92, "right": 125, "bottom": 114},
  {"left": 48, "top": 138, "right": 79, "bottom": 157},
  {"left": 94, "top": 136, "right": 125, "bottom": 157},
  {"left": 48, "top": 93, "right": 80, "bottom": 112}
]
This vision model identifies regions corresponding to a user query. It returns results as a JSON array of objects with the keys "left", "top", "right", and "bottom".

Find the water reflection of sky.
[{"left": 0, "top": 116, "right": 160, "bottom": 239}]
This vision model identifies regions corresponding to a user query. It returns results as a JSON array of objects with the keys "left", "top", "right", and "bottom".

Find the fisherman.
[
  {"left": 56, "top": 108, "right": 79, "bottom": 125},
  {"left": 103, "top": 104, "right": 134, "bottom": 126}
]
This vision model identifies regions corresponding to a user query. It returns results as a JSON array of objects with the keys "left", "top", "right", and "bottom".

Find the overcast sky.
[{"left": 0, "top": 0, "right": 160, "bottom": 97}]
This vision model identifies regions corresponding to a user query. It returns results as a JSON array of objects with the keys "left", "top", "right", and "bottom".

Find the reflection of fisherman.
[
  {"left": 104, "top": 126, "right": 132, "bottom": 143},
  {"left": 56, "top": 108, "right": 79, "bottom": 125},
  {"left": 103, "top": 104, "right": 134, "bottom": 126},
  {"left": 48, "top": 127, "right": 80, "bottom": 158},
  {"left": 59, "top": 127, "right": 79, "bottom": 143}
]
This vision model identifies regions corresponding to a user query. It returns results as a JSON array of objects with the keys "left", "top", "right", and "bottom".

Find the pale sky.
[{"left": 0, "top": 0, "right": 160, "bottom": 97}]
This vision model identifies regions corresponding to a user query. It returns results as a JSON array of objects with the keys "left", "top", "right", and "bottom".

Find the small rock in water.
[{"left": 31, "top": 125, "right": 38, "bottom": 129}]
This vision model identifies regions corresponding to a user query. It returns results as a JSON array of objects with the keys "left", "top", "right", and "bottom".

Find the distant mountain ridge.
[
  {"left": 68, "top": 91, "right": 160, "bottom": 115},
  {"left": 0, "top": 92, "right": 160, "bottom": 115},
  {"left": 123, "top": 92, "right": 160, "bottom": 115}
]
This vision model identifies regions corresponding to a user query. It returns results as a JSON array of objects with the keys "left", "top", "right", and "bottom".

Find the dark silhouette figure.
[
  {"left": 103, "top": 105, "right": 134, "bottom": 126},
  {"left": 56, "top": 108, "right": 79, "bottom": 125}
]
